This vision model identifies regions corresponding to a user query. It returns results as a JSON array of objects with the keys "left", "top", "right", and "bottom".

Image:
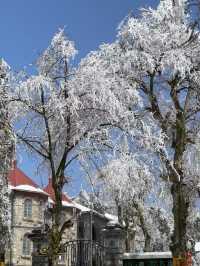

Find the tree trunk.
[
  {"left": 170, "top": 182, "right": 190, "bottom": 262},
  {"left": 48, "top": 223, "right": 61, "bottom": 265},
  {"left": 169, "top": 85, "right": 189, "bottom": 264},
  {"left": 48, "top": 179, "right": 63, "bottom": 266},
  {"left": 144, "top": 233, "right": 151, "bottom": 252},
  {"left": 134, "top": 202, "right": 152, "bottom": 252},
  {"left": 125, "top": 232, "right": 131, "bottom": 252}
]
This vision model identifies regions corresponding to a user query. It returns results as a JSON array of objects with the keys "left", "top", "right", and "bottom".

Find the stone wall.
[
  {"left": 5, "top": 191, "right": 78, "bottom": 266},
  {"left": 6, "top": 191, "right": 48, "bottom": 266}
]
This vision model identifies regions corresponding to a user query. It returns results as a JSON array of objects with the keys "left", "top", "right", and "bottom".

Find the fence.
[{"left": 62, "top": 240, "right": 105, "bottom": 266}]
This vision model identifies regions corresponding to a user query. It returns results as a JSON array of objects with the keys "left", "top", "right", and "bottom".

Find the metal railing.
[{"left": 62, "top": 240, "right": 105, "bottom": 266}]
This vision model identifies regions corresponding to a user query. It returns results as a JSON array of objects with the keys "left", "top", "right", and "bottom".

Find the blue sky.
[{"left": 4, "top": 0, "right": 159, "bottom": 195}]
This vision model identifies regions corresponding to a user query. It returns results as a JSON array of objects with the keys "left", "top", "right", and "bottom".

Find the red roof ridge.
[
  {"left": 8, "top": 165, "right": 39, "bottom": 188},
  {"left": 7, "top": 161, "right": 48, "bottom": 195}
]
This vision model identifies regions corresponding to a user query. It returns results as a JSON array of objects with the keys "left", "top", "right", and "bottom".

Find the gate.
[{"left": 62, "top": 240, "right": 105, "bottom": 266}]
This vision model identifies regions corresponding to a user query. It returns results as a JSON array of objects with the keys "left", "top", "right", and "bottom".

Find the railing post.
[
  {"left": 102, "top": 222, "right": 125, "bottom": 266},
  {"left": 28, "top": 228, "right": 49, "bottom": 266}
]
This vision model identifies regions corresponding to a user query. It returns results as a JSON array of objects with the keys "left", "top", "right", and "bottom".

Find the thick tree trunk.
[
  {"left": 48, "top": 222, "right": 61, "bottom": 266},
  {"left": 170, "top": 182, "right": 190, "bottom": 262},
  {"left": 48, "top": 180, "right": 63, "bottom": 266},
  {"left": 169, "top": 86, "right": 190, "bottom": 264},
  {"left": 48, "top": 224, "right": 61, "bottom": 265}
]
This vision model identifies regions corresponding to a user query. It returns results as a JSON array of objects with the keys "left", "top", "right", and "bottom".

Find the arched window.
[
  {"left": 22, "top": 235, "right": 31, "bottom": 256},
  {"left": 24, "top": 199, "right": 32, "bottom": 218}
]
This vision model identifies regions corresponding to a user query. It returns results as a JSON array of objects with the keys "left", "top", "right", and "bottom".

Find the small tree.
[
  {"left": 100, "top": 151, "right": 153, "bottom": 252},
  {"left": 97, "top": 144, "right": 172, "bottom": 252}
]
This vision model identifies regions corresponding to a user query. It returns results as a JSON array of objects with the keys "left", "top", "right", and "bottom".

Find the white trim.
[{"left": 9, "top": 185, "right": 49, "bottom": 196}]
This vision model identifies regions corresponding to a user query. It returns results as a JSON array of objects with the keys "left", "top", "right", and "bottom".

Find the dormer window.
[{"left": 24, "top": 199, "right": 32, "bottom": 218}]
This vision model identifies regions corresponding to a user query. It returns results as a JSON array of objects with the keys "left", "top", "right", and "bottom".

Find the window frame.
[
  {"left": 24, "top": 199, "right": 32, "bottom": 218},
  {"left": 22, "top": 234, "right": 31, "bottom": 256},
  {"left": 39, "top": 200, "right": 43, "bottom": 220}
]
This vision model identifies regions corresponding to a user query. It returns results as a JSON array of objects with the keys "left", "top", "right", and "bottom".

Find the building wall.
[
  {"left": 77, "top": 212, "right": 108, "bottom": 244},
  {"left": 61, "top": 207, "right": 78, "bottom": 243},
  {"left": 5, "top": 191, "right": 78, "bottom": 266},
  {"left": 6, "top": 191, "right": 47, "bottom": 266}
]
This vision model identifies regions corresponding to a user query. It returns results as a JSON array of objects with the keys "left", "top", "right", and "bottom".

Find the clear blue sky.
[{"left": 4, "top": 0, "right": 158, "bottom": 195}]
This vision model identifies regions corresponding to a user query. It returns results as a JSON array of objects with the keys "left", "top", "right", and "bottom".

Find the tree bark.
[
  {"left": 134, "top": 202, "right": 152, "bottom": 252},
  {"left": 48, "top": 180, "right": 63, "bottom": 266},
  {"left": 170, "top": 182, "right": 190, "bottom": 260},
  {"left": 125, "top": 231, "right": 131, "bottom": 252},
  {"left": 169, "top": 82, "right": 190, "bottom": 264}
]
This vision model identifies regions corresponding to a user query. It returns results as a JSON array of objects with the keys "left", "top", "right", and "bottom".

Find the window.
[
  {"left": 24, "top": 199, "right": 32, "bottom": 218},
  {"left": 78, "top": 221, "right": 84, "bottom": 239},
  {"left": 92, "top": 225, "right": 97, "bottom": 241},
  {"left": 39, "top": 201, "right": 43, "bottom": 220},
  {"left": 22, "top": 235, "right": 31, "bottom": 256}
]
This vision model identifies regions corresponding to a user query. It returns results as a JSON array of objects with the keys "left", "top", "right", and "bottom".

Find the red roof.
[
  {"left": 8, "top": 161, "right": 39, "bottom": 188},
  {"left": 44, "top": 178, "right": 72, "bottom": 203}
]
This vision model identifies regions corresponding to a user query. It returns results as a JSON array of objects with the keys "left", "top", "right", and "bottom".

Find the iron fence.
[{"left": 62, "top": 240, "right": 105, "bottom": 266}]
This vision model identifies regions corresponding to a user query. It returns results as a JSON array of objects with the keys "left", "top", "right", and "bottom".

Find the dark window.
[
  {"left": 92, "top": 225, "right": 97, "bottom": 241},
  {"left": 78, "top": 221, "right": 84, "bottom": 239}
]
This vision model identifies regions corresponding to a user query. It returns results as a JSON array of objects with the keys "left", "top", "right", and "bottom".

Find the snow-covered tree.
[
  {"left": 10, "top": 29, "right": 139, "bottom": 265},
  {"left": 96, "top": 141, "right": 173, "bottom": 252},
  {"left": 0, "top": 59, "right": 14, "bottom": 257},
  {"left": 8, "top": 0, "right": 200, "bottom": 263},
  {"left": 106, "top": 0, "right": 200, "bottom": 261},
  {"left": 100, "top": 152, "right": 152, "bottom": 251},
  {"left": 77, "top": 0, "right": 200, "bottom": 261}
]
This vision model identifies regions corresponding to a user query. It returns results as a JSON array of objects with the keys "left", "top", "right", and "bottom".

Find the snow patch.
[{"left": 10, "top": 185, "right": 48, "bottom": 196}]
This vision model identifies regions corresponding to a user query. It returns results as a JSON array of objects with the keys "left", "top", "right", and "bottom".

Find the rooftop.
[
  {"left": 8, "top": 161, "right": 48, "bottom": 196},
  {"left": 8, "top": 160, "right": 38, "bottom": 188}
]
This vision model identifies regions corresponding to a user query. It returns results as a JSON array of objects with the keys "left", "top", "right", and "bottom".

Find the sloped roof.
[
  {"left": 8, "top": 161, "right": 38, "bottom": 188},
  {"left": 8, "top": 161, "right": 48, "bottom": 196},
  {"left": 43, "top": 178, "right": 72, "bottom": 204}
]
